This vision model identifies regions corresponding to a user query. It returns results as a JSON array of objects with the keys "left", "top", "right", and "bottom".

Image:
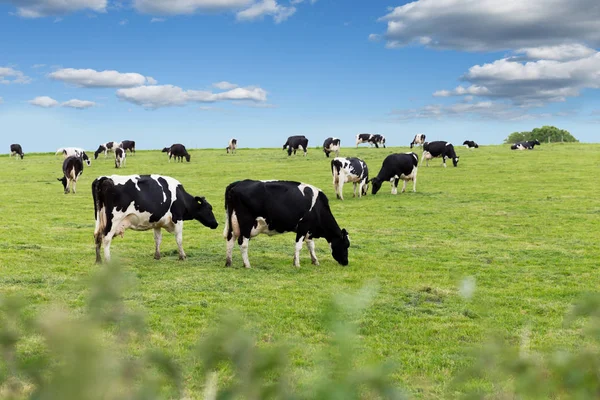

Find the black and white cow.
[
  {"left": 120, "top": 140, "right": 136, "bottom": 155},
  {"left": 463, "top": 140, "right": 479, "bottom": 149},
  {"left": 94, "top": 141, "right": 120, "bottom": 159},
  {"left": 331, "top": 157, "right": 369, "bottom": 200},
  {"left": 422, "top": 141, "right": 460, "bottom": 167},
  {"left": 355, "top": 133, "right": 386, "bottom": 148},
  {"left": 323, "top": 137, "right": 341, "bottom": 158},
  {"left": 511, "top": 140, "right": 541, "bottom": 150},
  {"left": 226, "top": 138, "right": 237, "bottom": 154},
  {"left": 371, "top": 153, "right": 418, "bottom": 195},
  {"left": 10, "top": 144, "right": 24, "bottom": 159},
  {"left": 92, "top": 175, "right": 218, "bottom": 263},
  {"left": 56, "top": 147, "right": 91, "bottom": 166},
  {"left": 167, "top": 144, "right": 191, "bottom": 162},
  {"left": 283, "top": 135, "right": 309, "bottom": 156},
  {"left": 58, "top": 155, "right": 84, "bottom": 194},
  {"left": 115, "top": 147, "right": 126, "bottom": 168},
  {"left": 224, "top": 180, "right": 350, "bottom": 268},
  {"left": 410, "top": 134, "right": 426, "bottom": 148}
]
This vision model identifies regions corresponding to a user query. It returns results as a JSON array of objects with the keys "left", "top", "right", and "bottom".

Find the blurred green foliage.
[{"left": 504, "top": 126, "right": 578, "bottom": 144}]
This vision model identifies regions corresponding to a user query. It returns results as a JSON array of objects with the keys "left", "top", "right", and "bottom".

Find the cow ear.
[
  {"left": 195, "top": 196, "right": 205, "bottom": 203},
  {"left": 341, "top": 228, "right": 348, "bottom": 236}
]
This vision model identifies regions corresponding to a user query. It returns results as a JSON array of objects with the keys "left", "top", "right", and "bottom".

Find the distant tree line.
[{"left": 504, "top": 126, "right": 579, "bottom": 144}]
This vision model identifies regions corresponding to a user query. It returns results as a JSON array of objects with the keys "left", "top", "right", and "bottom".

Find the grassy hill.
[{"left": 1, "top": 143, "right": 598, "bottom": 398}]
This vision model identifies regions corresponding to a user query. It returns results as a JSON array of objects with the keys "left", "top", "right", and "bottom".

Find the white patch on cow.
[
  {"left": 298, "top": 183, "right": 320, "bottom": 211},
  {"left": 241, "top": 237, "right": 251, "bottom": 268},
  {"left": 446, "top": 142, "right": 452, "bottom": 146},
  {"left": 250, "top": 217, "right": 278, "bottom": 237}
]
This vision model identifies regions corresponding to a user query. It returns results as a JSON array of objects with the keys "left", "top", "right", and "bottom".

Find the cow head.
[
  {"left": 185, "top": 154, "right": 191, "bottom": 162},
  {"left": 371, "top": 178, "right": 383, "bottom": 195},
  {"left": 19, "top": 153, "right": 24, "bottom": 159},
  {"left": 162, "top": 147, "right": 170, "bottom": 153},
  {"left": 81, "top": 152, "right": 91, "bottom": 166},
  {"left": 193, "top": 196, "right": 218, "bottom": 229},
  {"left": 533, "top": 139, "right": 541, "bottom": 146},
  {"left": 57, "top": 177, "right": 68, "bottom": 193},
  {"left": 452, "top": 156, "right": 460, "bottom": 167},
  {"left": 94, "top": 146, "right": 105, "bottom": 159},
  {"left": 330, "top": 229, "right": 350, "bottom": 266}
]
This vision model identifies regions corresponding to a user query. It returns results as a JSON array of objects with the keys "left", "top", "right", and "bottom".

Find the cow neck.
[
  {"left": 315, "top": 195, "right": 343, "bottom": 242},
  {"left": 179, "top": 190, "right": 197, "bottom": 221}
]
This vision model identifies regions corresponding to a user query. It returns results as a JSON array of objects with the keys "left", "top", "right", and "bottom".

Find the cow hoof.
[
  {"left": 312, "top": 260, "right": 320, "bottom": 266},
  {"left": 225, "top": 260, "right": 232, "bottom": 267},
  {"left": 178, "top": 256, "right": 186, "bottom": 261},
  {"left": 154, "top": 254, "right": 161, "bottom": 260}
]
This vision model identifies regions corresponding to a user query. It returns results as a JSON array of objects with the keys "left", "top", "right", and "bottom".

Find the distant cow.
[
  {"left": 92, "top": 175, "right": 218, "bottom": 263},
  {"left": 114, "top": 147, "right": 126, "bottom": 168},
  {"left": 331, "top": 157, "right": 369, "bottom": 200},
  {"left": 410, "top": 134, "right": 426, "bottom": 148},
  {"left": 58, "top": 155, "right": 84, "bottom": 194},
  {"left": 371, "top": 153, "right": 418, "bottom": 195},
  {"left": 422, "top": 141, "right": 460, "bottom": 167},
  {"left": 10, "top": 144, "right": 24, "bottom": 159},
  {"left": 226, "top": 138, "right": 237, "bottom": 154},
  {"left": 168, "top": 144, "right": 191, "bottom": 162},
  {"left": 224, "top": 179, "right": 350, "bottom": 268},
  {"left": 323, "top": 137, "right": 341, "bottom": 158},
  {"left": 463, "top": 140, "right": 479, "bottom": 149},
  {"left": 355, "top": 133, "right": 386, "bottom": 148},
  {"left": 94, "top": 141, "right": 120, "bottom": 159},
  {"left": 120, "top": 140, "right": 136, "bottom": 155},
  {"left": 56, "top": 147, "right": 91, "bottom": 166},
  {"left": 511, "top": 140, "right": 540, "bottom": 150},
  {"left": 283, "top": 135, "right": 309, "bottom": 156}
]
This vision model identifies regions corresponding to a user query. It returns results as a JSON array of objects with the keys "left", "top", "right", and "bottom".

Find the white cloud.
[
  {"left": 49, "top": 68, "right": 155, "bottom": 88},
  {"left": 62, "top": 99, "right": 96, "bottom": 109},
  {"left": 213, "top": 81, "right": 238, "bottom": 90},
  {"left": 116, "top": 84, "right": 267, "bottom": 108},
  {"left": 374, "top": 0, "right": 600, "bottom": 51},
  {"left": 0, "top": 67, "right": 32, "bottom": 84},
  {"left": 150, "top": 17, "right": 165, "bottom": 22},
  {"left": 133, "top": 0, "right": 251, "bottom": 15},
  {"left": 2, "top": 0, "right": 106, "bottom": 18},
  {"left": 236, "top": 0, "right": 295, "bottom": 23},
  {"left": 514, "top": 44, "right": 597, "bottom": 61},
  {"left": 433, "top": 85, "right": 490, "bottom": 97},
  {"left": 29, "top": 96, "right": 59, "bottom": 108},
  {"left": 146, "top": 76, "right": 158, "bottom": 85},
  {"left": 119, "top": 18, "right": 128, "bottom": 25}
]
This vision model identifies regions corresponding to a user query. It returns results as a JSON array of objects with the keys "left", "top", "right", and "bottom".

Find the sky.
[{"left": 1, "top": 0, "right": 599, "bottom": 152}]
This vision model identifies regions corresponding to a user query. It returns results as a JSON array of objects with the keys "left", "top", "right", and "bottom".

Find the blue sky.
[{"left": 1, "top": 0, "right": 599, "bottom": 152}]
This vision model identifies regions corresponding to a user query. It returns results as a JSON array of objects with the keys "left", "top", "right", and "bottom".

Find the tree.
[{"left": 504, "top": 126, "right": 578, "bottom": 144}]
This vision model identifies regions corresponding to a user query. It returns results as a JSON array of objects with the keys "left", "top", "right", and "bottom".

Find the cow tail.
[
  {"left": 93, "top": 177, "right": 113, "bottom": 240},
  {"left": 223, "top": 182, "right": 237, "bottom": 240}
]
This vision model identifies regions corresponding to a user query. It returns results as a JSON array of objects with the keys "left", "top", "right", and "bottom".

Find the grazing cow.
[
  {"left": 161, "top": 146, "right": 171, "bottom": 153},
  {"left": 410, "top": 134, "right": 426, "bottom": 148},
  {"left": 167, "top": 144, "right": 191, "bottom": 162},
  {"left": 58, "top": 156, "right": 84, "bottom": 194},
  {"left": 371, "top": 153, "right": 418, "bottom": 195},
  {"left": 56, "top": 147, "right": 91, "bottom": 166},
  {"left": 511, "top": 140, "right": 541, "bottom": 150},
  {"left": 226, "top": 138, "right": 237, "bottom": 154},
  {"left": 463, "top": 140, "right": 479, "bottom": 149},
  {"left": 323, "top": 137, "right": 341, "bottom": 158},
  {"left": 94, "top": 141, "right": 120, "bottom": 159},
  {"left": 115, "top": 147, "right": 126, "bottom": 168},
  {"left": 282, "top": 135, "right": 309, "bottom": 156},
  {"left": 422, "top": 141, "right": 460, "bottom": 167},
  {"left": 331, "top": 157, "right": 369, "bottom": 200},
  {"left": 355, "top": 133, "right": 386, "bottom": 148},
  {"left": 224, "top": 180, "right": 350, "bottom": 268},
  {"left": 10, "top": 144, "right": 24, "bottom": 159},
  {"left": 120, "top": 140, "right": 136, "bottom": 155},
  {"left": 92, "top": 175, "right": 218, "bottom": 263}
]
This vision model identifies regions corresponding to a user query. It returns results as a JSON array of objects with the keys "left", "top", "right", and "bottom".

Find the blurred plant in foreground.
[
  {"left": 0, "top": 265, "right": 405, "bottom": 400},
  {"left": 454, "top": 293, "right": 600, "bottom": 399}
]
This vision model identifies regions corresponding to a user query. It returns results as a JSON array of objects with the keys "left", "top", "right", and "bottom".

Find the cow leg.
[
  {"left": 102, "top": 233, "right": 114, "bottom": 262},
  {"left": 72, "top": 179, "right": 77, "bottom": 194},
  {"left": 225, "top": 235, "right": 235, "bottom": 267},
  {"left": 338, "top": 179, "right": 345, "bottom": 200},
  {"left": 240, "top": 237, "right": 251, "bottom": 268},
  {"left": 94, "top": 232, "right": 103, "bottom": 264},
  {"left": 293, "top": 235, "right": 305, "bottom": 267},
  {"left": 442, "top": 156, "right": 447, "bottom": 168},
  {"left": 306, "top": 237, "right": 319, "bottom": 265},
  {"left": 353, "top": 182, "right": 357, "bottom": 198},
  {"left": 174, "top": 222, "right": 186, "bottom": 260},
  {"left": 401, "top": 180, "right": 407, "bottom": 193},
  {"left": 412, "top": 169, "right": 418, "bottom": 192},
  {"left": 154, "top": 228, "right": 162, "bottom": 260},
  {"left": 390, "top": 178, "right": 398, "bottom": 195}
]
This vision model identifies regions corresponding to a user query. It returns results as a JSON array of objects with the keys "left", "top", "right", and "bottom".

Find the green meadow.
[{"left": 1, "top": 143, "right": 599, "bottom": 397}]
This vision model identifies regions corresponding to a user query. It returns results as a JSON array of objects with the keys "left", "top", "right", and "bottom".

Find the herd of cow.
[{"left": 6, "top": 133, "right": 541, "bottom": 268}]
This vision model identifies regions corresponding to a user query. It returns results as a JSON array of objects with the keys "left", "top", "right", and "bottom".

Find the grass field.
[{"left": 1, "top": 143, "right": 599, "bottom": 397}]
